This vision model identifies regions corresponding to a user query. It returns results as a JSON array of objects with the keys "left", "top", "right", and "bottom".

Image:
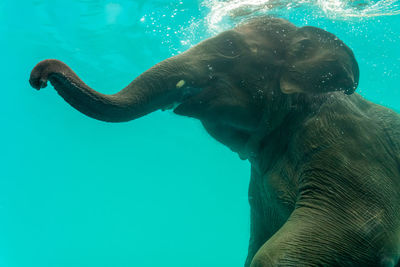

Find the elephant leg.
[
  {"left": 246, "top": 167, "right": 284, "bottom": 267},
  {"left": 245, "top": 205, "right": 269, "bottom": 267},
  {"left": 249, "top": 211, "right": 343, "bottom": 267},
  {"left": 249, "top": 207, "right": 397, "bottom": 267}
]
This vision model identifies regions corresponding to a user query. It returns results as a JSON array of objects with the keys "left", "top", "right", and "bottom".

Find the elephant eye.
[{"left": 216, "top": 31, "right": 241, "bottom": 58}]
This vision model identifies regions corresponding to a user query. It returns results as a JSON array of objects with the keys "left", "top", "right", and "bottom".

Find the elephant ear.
[{"left": 280, "top": 26, "right": 359, "bottom": 95}]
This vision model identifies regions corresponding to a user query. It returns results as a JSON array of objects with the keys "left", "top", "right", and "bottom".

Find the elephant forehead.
[{"left": 236, "top": 17, "right": 296, "bottom": 44}]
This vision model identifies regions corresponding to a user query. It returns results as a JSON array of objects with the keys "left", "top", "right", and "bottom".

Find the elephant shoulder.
[
  {"left": 294, "top": 93, "right": 400, "bottom": 161},
  {"left": 352, "top": 95, "right": 400, "bottom": 169},
  {"left": 366, "top": 100, "right": 400, "bottom": 154},
  {"left": 381, "top": 110, "right": 400, "bottom": 162}
]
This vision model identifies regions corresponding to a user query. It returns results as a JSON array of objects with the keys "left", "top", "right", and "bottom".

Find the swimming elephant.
[{"left": 29, "top": 17, "right": 400, "bottom": 266}]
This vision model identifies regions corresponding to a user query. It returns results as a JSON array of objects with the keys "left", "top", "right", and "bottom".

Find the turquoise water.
[{"left": 1, "top": 0, "right": 400, "bottom": 266}]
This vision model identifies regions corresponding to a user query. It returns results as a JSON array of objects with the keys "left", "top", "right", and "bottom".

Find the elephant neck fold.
[{"left": 252, "top": 92, "right": 333, "bottom": 174}]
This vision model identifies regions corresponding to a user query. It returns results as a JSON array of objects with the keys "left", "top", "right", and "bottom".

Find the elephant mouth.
[{"left": 161, "top": 85, "right": 204, "bottom": 112}]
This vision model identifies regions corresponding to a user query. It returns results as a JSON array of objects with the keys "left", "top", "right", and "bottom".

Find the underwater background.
[{"left": 1, "top": 0, "right": 400, "bottom": 266}]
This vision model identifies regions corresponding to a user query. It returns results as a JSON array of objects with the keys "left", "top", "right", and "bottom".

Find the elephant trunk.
[{"left": 29, "top": 57, "right": 198, "bottom": 122}]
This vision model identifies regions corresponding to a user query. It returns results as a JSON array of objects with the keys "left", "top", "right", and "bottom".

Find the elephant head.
[{"left": 30, "top": 17, "right": 359, "bottom": 159}]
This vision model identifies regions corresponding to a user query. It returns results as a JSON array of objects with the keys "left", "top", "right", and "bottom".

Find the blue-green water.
[{"left": 1, "top": 1, "right": 400, "bottom": 266}]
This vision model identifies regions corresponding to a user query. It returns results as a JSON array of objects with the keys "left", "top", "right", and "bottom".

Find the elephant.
[{"left": 29, "top": 17, "right": 400, "bottom": 266}]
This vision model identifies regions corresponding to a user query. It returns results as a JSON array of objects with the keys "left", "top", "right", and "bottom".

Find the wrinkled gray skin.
[{"left": 30, "top": 17, "right": 400, "bottom": 266}]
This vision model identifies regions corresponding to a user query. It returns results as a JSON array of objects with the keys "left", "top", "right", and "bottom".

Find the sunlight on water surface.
[{"left": 203, "top": 0, "right": 400, "bottom": 33}]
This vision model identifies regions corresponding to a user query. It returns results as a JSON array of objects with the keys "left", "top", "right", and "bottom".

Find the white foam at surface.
[{"left": 202, "top": 0, "right": 400, "bottom": 33}]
